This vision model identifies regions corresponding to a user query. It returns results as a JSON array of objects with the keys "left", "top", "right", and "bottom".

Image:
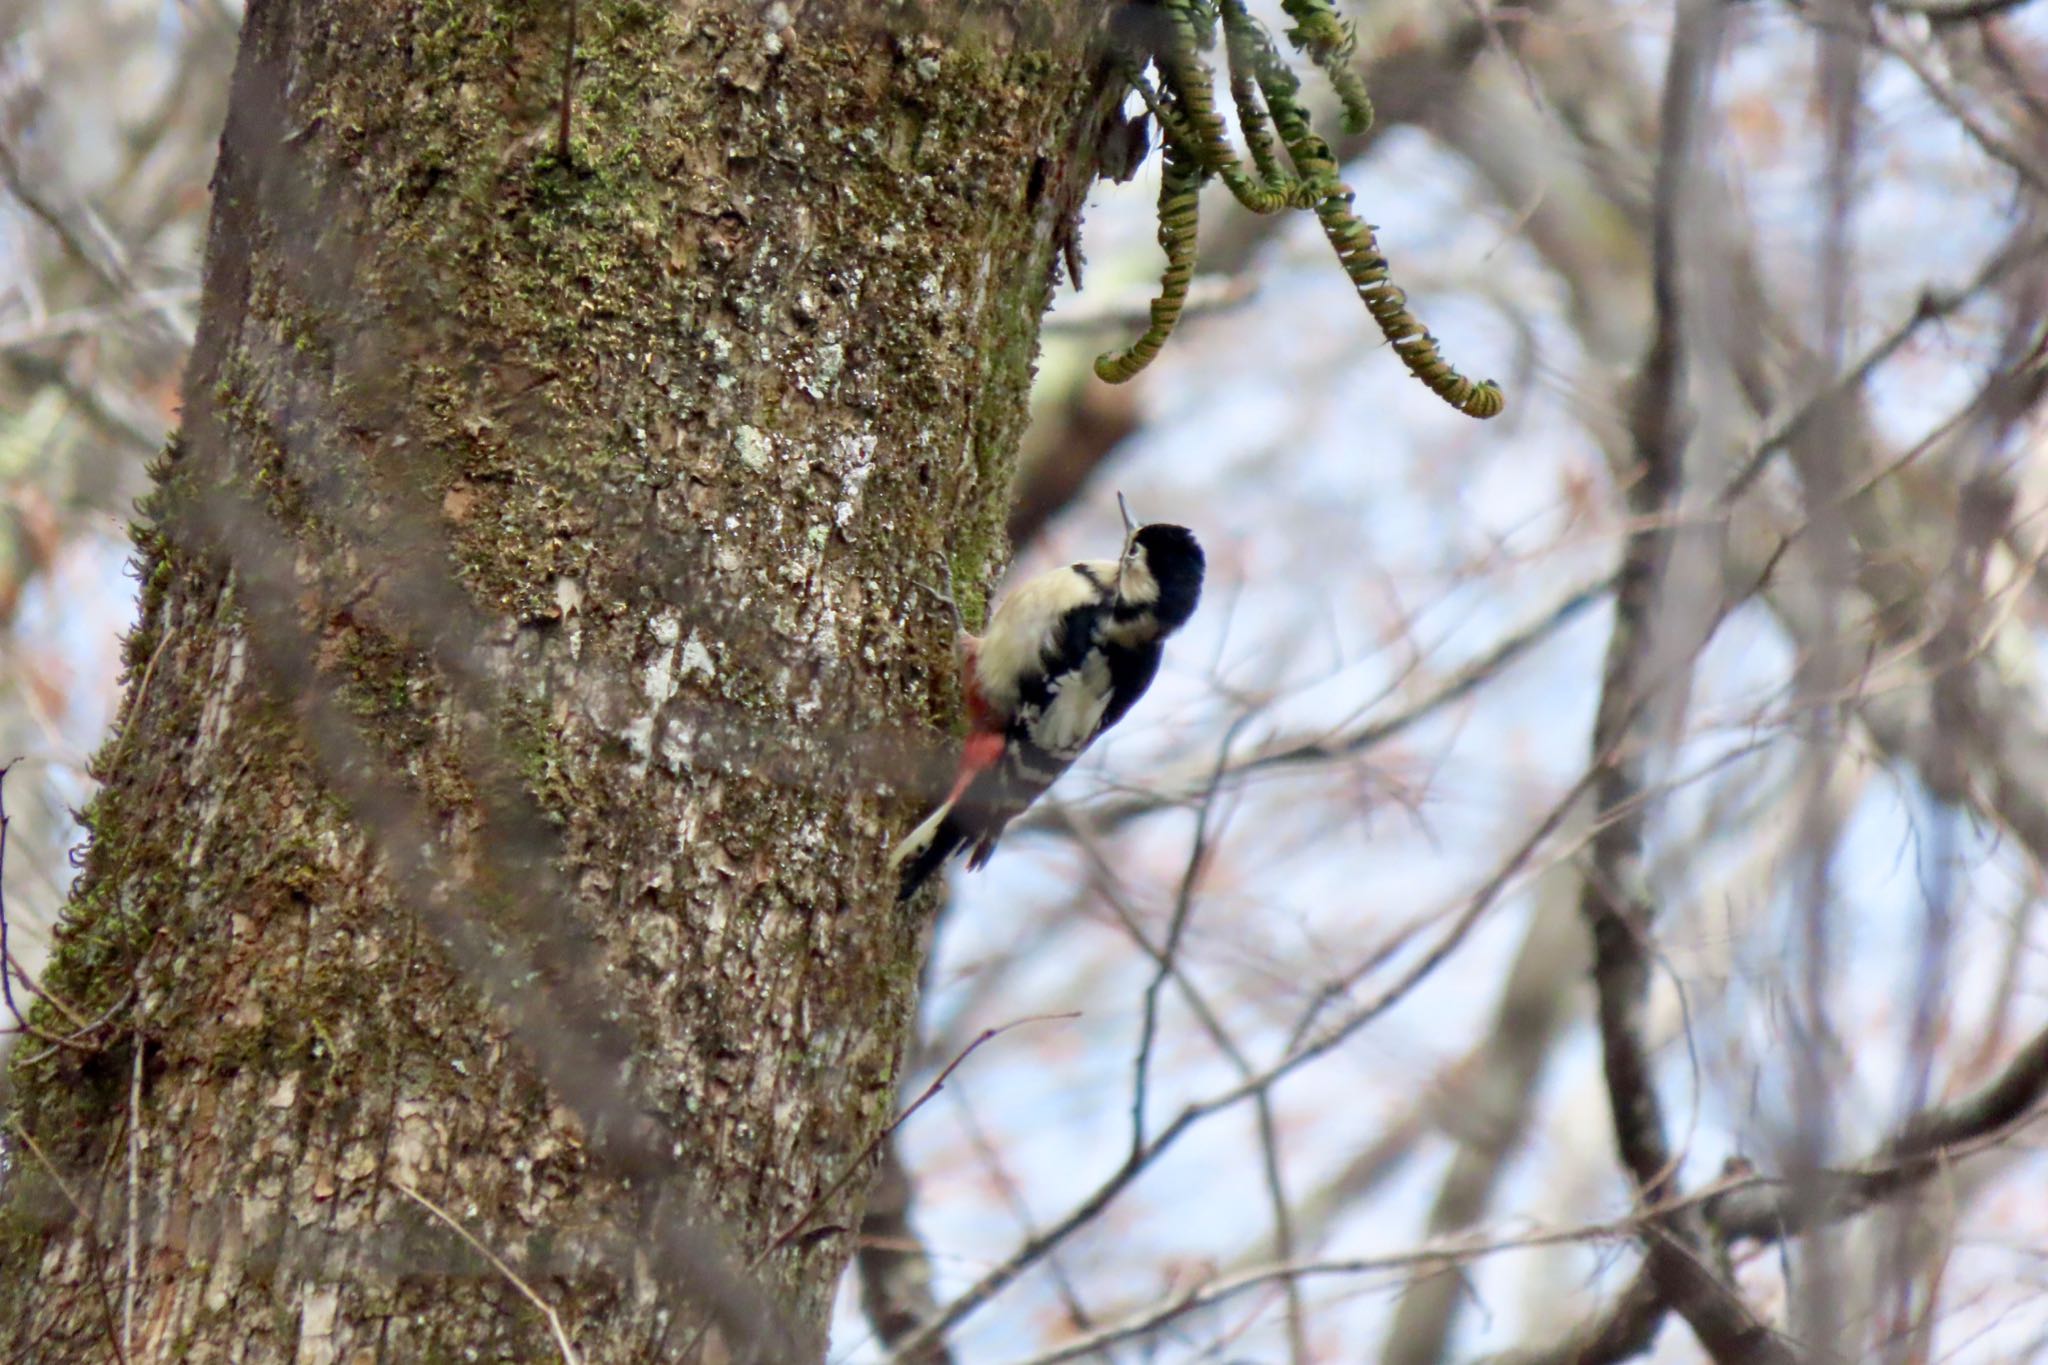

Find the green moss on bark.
[{"left": 2, "top": 1, "right": 1121, "bottom": 1356}]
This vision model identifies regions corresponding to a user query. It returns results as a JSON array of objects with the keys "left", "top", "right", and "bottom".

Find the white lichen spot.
[
  {"left": 800, "top": 341, "right": 844, "bottom": 399},
  {"left": 337, "top": 1144, "right": 378, "bottom": 1182},
  {"left": 642, "top": 617, "right": 682, "bottom": 707},
  {"left": 679, "top": 632, "right": 716, "bottom": 681},
  {"left": 659, "top": 724, "right": 694, "bottom": 773},
  {"left": 629, "top": 618, "right": 683, "bottom": 775},
  {"left": 386, "top": 1098, "right": 435, "bottom": 1185},
  {"left": 266, "top": 1072, "right": 300, "bottom": 1109},
  {"left": 297, "top": 1284, "right": 341, "bottom": 1365},
  {"left": 835, "top": 433, "right": 876, "bottom": 527},
  {"left": 622, "top": 714, "right": 655, "bottom": 763},
  {"left": 735, "top": 426, "right": 772, "bottom": 471}
]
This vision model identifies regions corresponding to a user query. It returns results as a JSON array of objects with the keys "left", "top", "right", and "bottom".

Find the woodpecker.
[{"left": 891, "top": 497, "right": 1205, "bottom": 900}]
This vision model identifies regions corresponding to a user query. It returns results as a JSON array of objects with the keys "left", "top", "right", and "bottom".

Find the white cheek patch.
[
  {"left": 1029, "top": 652, "right": 1113, "bottom": 759},
  {"left": 1120, "top": 551, "right": 1159, "bottom": 605}
]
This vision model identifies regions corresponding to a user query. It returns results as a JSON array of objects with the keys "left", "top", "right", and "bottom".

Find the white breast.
[
  {"left": 975, "top": 561, "right": 1116, "bottom": 715},
  {"left": 1026, "top": 650, "right": 1114, "bottom": 758}
]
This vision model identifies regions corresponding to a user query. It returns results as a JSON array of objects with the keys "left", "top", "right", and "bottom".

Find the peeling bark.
[{"left": 0, "top": 1, "right": 1115, "bottom": 1359}]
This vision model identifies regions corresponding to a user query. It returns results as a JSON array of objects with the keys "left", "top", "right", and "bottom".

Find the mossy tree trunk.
[{"left": 0, "top": 1, "right": 1113, "bottom": 1358}]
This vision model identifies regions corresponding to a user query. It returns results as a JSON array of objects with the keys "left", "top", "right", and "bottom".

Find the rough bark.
[{"left": 0, "top": 1, "right": 1113, "bottom": 1359}]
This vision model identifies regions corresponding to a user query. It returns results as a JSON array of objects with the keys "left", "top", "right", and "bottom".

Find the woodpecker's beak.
[{"left": 1116, "top": 491, "right": 1138, "bottom": 592}]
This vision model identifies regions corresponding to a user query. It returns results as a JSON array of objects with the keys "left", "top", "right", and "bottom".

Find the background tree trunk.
[{"left": 0, "top": 1, "right": 1111, "bottom": 1358}]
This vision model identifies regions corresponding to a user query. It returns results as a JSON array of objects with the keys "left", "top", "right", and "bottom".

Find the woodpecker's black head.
[{"left": 1130, "top": 523, "right": 1204, "bottom": 632}]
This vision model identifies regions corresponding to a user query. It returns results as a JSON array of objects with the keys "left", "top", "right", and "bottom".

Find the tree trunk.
[{"left": 0, "top": 1, "right": 1112, "bottom": 1359}]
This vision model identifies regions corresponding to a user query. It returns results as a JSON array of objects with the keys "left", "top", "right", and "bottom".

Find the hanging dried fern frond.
[
  {"left": 1097, "top": 0, "right": 1503, "bottom": 420},
  {"left": 1241, "top": 13, "right": 1505, "bottom": 418},
  {"left": 1278, "top": 0, "right": 1374, "bottom": 135},
  {"left": 1120, "top": 8, "right": 1311, "bottom": 216},
  {"left": 1094, "top": 135, "right": 1204, "bottom": 384}
]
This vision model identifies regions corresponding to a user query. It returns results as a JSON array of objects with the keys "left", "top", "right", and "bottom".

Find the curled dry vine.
[{"left": 1100, "top": 0, "right": 1504, "bottom": 419}]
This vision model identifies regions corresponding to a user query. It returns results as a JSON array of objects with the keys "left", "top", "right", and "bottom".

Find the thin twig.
[
  {"left": 1721, "top": 225, "right": 2048, "bottom": 506},
  {"left": 0, "top": 136, "right": 193, "bottom": 345},
  {"left": 754, "top": 1011, "right": 1080, "bottom": 1267},
  {"left": 392, "top": 1177, "right": 583, "bottom": 1364},
  {"left": 11, "top": 985, "right": 141, "bottom": 1067},
  {"left": 994, "top": 1186, "right": 1794, "bottom": 1365},
  {"left": 111, "top": 625, "right": 175, "bottom": 771},
  {"left": 891, "top": 762, "right": 1603, "bottom": 1362},
  {"left": 0, "top": 764, "right": 103, "bottom": 1044},
  {"left": 0, "top": 287, "right": 203, "bottom": 352},
  {"left": 1073, "top": 749, "right": 1303, "bottom": 1360},
  {"left": 11, "top": 1122, "right": 133, "bottom": 1365},
  {"left": 1040, "top": 574, "right": 1612, "bottom": 834},
  {"left": 1878, "top": 0, "right": 2039, "bottom": 17},
  {"left": 1872, "top": 10, "right": 2048, "bottom": 194},
  {"left": 0, "top": 764, "right": 26, "bottom": 1037},
  {"left": 1127, "top": 719, "right": 1243, "bottom": 1153},
  {"left": 948, "top": 1087, "right": 1097, "bottom": 1336},
  {"left": 854, "top": 1139, "right": 955, "bottom": 1362}
]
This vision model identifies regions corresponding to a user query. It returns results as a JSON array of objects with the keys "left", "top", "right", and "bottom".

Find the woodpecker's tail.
[{"left": 889, "top": 802, "right": 971, "bottom": 902}]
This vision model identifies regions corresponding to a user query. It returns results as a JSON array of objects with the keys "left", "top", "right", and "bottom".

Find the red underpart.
[
  {"left": 944, "top": 634, "right": 1002, "bottom": 807},
  {"left": 943, "top": 729, "right": 1006, "bottom": 807},
  {"left": 959, "top": 636, "right": 990, "bottom": 725}
]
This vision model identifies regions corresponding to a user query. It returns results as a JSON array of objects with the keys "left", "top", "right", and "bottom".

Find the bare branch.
[
  {"left": 1575, "top": 3, "right": 1797, "bottom": 1359},
  {"left": 854, "top": 1141, "right": 954, "bottom": 1364},
  {"left": 1879, "top": 0, "right": 2041, "bottom": 18},
  {"left": 1381, "top": 852, "right": 1588, "bottom": 1365},
  {"left": 1706, "top": 1017, "right": 2048, "bottom": 1242},
  {"left": 1471, "top": 1263, "right": 1666, "bottom": 1365}
]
